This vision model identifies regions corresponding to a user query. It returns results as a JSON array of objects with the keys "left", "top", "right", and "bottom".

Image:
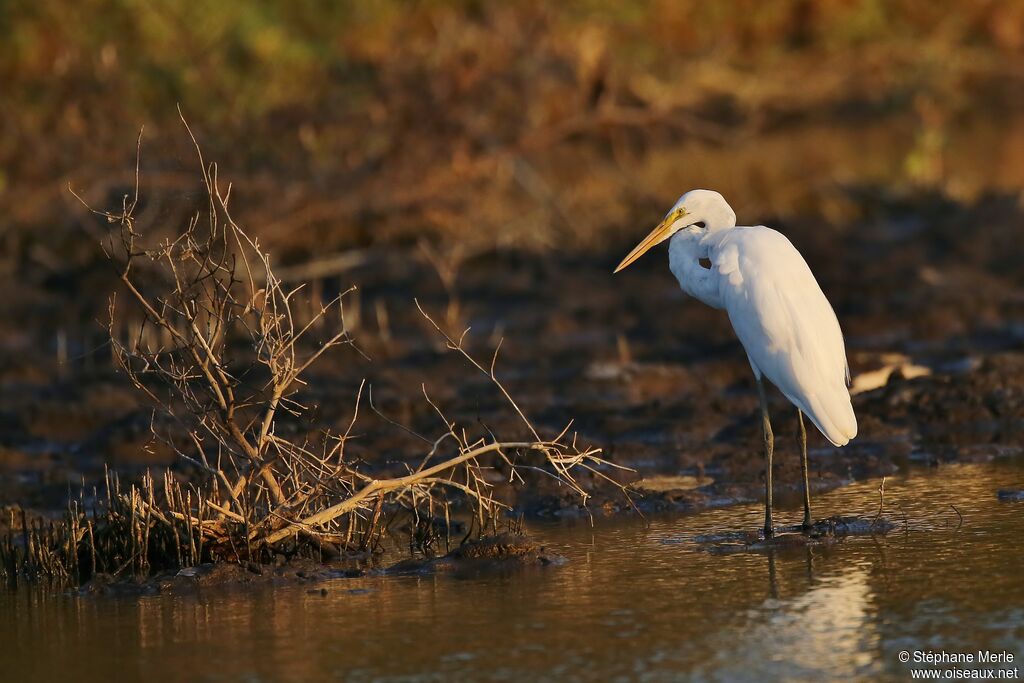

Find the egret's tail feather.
[{"left": 796, "top": 387, "right": 857, "bottom": 447}]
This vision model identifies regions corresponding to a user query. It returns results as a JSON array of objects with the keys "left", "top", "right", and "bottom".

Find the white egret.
[{"left": 614, "top": 190, "right": 856, "bottom": 538}]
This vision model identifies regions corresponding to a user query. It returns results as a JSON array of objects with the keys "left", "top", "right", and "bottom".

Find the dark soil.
[
  {"left": 385, "top": 533, "right": 565, "bottom": 576},
  {"left": 697, "top": 515, "right": 898, "bottom": 554},
  {"left": 2, "top": 189, "right": 1023, "bottom": 526},
  {"left": 75, "top": 558, "right": 368, "bottom": 597},
  {"left": 71, "top": 534, "right": 557, "bottom": 595}
]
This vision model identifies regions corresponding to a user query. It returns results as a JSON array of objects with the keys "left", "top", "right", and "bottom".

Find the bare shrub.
[{"left": 2, "top": 119, "right": 618, "bottom": 583}]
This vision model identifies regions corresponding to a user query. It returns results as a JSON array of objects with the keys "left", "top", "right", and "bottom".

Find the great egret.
[{"left": 614, "top": 190, "right": 856, "bottom": 538}]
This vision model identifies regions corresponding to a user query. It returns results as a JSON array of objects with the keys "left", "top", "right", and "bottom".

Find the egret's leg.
[
  {"left": 798, "top": 409, "right": 812, "bottom": 530},
  {"left": 757, "top": 378, "right": 774, "bottom": 539}
]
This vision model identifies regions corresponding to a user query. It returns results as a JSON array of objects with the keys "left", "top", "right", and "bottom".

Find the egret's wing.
[{"left": 713, "top": 227, "right": 857, "bottom": 446}]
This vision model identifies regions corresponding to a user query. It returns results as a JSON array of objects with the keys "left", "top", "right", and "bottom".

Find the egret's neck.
[{"left": 668, "top": 228, "right": 725, "bottom": 309}]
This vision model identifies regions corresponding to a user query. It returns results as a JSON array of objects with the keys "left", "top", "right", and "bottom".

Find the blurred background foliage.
[{"left": 2, "top": 0, "right": 1024, "bottom": 337}]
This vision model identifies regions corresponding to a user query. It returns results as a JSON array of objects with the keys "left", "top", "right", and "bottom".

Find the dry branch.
[{"left": 51, "top": 121, "right": 618, "bottom": 577}]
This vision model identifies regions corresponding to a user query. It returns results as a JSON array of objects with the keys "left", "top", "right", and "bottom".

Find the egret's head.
[{"left": 614, "top": 189, "right": 736, "bottom": 273}]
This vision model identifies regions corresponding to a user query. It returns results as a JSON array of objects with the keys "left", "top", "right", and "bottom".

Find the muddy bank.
[
  {"left": 77, "top": 558, "right": 368, "bottom": 597},
  {"left": 386, "top": 533, "right": 565, "bottom": 576},
  {"left": 1, "top": 189, "right": 1023, "bottom": 533},
  {"left": 68, "top": 534, "right": 558, "bottom": 595},
  {"left": 695, "top": 515, "right": 899, "bottom": 554}
]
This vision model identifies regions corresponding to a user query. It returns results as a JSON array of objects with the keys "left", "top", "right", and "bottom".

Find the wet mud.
[
  {"left": 70, "top": 534, "right": 559, "bottom": 595},
  {"left": 1, "top": 190, "right": 1023, "bottom": 532},
  {"left": 695, "top": 515, "right": 898, "bottom": 554},
  {"left": 385, "top": 533, "right": 565, "bottom": 576},
  {"left": 75, "top": 557, "right": 371, "bottom": 598}
]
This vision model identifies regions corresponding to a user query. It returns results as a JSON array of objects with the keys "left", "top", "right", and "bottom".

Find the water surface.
[{"left": 3, "top": 461, "right": 1023, "bottom": 682}]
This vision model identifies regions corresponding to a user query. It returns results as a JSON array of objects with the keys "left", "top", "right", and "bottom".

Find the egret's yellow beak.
[{"left": 613, "top": 207, "right": 688, "bottom": 273}]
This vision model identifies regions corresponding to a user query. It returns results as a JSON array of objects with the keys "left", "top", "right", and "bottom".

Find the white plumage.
[
  {"left": 614, "top": 189, "right": 857, "bottom": 535},
  {"left": 668, "top": 224, "right": 857, "bottom": 446}
]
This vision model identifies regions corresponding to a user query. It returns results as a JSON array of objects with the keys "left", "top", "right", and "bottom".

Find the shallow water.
[{"left": 3, "top": 461, "right": 1023, "bottom": 682}]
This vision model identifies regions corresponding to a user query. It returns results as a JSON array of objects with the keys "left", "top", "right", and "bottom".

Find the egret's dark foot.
[
  {"left": 801, "top": 510, "right": 813, "bottom": 533},
  {"left": 763, "top": 524, "right": 775, "bottom": 539}
]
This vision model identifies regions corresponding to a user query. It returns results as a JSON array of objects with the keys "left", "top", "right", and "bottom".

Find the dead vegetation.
[{"left": 0, "top": 123, "right": 617, "bottom": 586}]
